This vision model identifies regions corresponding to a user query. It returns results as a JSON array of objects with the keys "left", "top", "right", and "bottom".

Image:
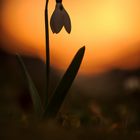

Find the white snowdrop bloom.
[{"left": 50, "top": 0, "right": 71, "bottom": 34}]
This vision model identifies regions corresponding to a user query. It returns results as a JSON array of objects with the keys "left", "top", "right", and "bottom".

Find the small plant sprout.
[{"left": 17, "top": 0, "right": 85, "bottom": 119}]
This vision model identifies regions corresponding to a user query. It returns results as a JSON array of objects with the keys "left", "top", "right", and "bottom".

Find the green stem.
[{"left": 45, "top": 0, "right": 50, "bottom": 106}]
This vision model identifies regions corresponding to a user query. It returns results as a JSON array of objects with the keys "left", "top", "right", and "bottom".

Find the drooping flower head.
[{"left": 50, "top": 0, "right": 71, "bottom": 34}]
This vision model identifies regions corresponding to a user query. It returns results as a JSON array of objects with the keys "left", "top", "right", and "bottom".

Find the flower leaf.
[
  {"left": 63, "top": 9, "right": 71, "bottom": 33},
  {"left": 50, "top": 3, "right": 64, "bottom": 33},
  {"left": 16, "top": 55, "right": 43, "bottom": 117},
  {"left": 44, "top": 46, "right": 85, "bottom": 118}
]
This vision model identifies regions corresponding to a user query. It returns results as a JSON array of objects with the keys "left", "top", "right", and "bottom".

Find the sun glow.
[{"left": 1, "top": 0, "right": 140, "bottom": 74}]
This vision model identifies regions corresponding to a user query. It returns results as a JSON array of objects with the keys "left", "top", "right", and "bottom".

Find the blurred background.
[{"left": 0, "top": 0, "right": 140, "bottom": 139}]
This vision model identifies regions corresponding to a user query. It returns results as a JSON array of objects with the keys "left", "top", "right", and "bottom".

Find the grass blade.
[
  {"left": 44, "top": 46, "right": 85, "bottom": 118},
  {"left": 16, "top": 55, "right": 43, "bottom": 117}
]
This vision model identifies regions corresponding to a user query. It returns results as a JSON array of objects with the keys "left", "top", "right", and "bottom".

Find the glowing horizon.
[{"left": 1, "top": 0, "right": 140, "bottom": 75}]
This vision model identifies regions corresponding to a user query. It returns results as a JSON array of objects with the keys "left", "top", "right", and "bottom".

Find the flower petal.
[
  {"left": 50, "top": 4, "right": 64, "bottom": 33},
  {"left": 63, "top": 9, "right": 71, "bottom": 33}
]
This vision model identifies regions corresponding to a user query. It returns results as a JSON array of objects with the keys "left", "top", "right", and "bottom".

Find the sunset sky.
[{"left": 1, "top": 0, "right": 140, "bottom": 75}]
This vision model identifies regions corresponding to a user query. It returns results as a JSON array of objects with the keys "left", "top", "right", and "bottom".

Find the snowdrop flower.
[{"left": 50, "top": 0, "right": 71, "bottom": 34}]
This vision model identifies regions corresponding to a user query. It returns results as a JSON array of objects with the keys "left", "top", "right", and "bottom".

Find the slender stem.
[{"left": 45, "top": 0, "right": 50, "bottom": 105}]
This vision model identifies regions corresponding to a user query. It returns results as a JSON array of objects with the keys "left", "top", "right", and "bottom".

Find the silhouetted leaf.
[
  {"left": 44, "top": 46, "right": 85, "bottom": 118},
  {"left": 16, "top": 55, "right": 43, "bottom": 117}
]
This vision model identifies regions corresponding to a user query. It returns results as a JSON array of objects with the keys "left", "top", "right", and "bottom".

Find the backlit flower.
[{"left": 50, "top": 0, "right": 71, "bottom": 34}]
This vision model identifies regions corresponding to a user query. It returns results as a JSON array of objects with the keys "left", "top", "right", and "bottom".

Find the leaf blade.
[
  {"left": 44, "top": 46, "right": 85, "bottom": 118},
  {"left": 16, "top": 55, "right": 43, "bottom": 117}
]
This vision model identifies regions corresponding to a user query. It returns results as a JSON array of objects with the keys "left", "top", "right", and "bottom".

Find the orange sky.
[{"left": 1, "top": 0, "right": 140, "bottom": 75}]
